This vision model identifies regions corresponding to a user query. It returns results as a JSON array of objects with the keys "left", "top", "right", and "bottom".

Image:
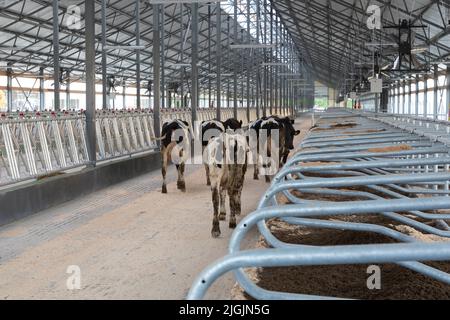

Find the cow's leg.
[
  {"left": 235, "top": 187, "right": 243, "bottom": 217},
  {"left": 161, "top": 148, "right": 168, "bottom": 194},
  {"left": 228, "top": 188, "right": 238, "bottom": 229},
  {"left": 177, "top": 161, "right": 186, "bottom": 192},
  {"left": 219, "top": 187, "right": 227, "bottom": 221},
  {"left": 253, "top": 164, "right": 259, "bottom": 180},
  {"left": 205, "top": 164, "right": 211, "bottom": 186},
  {"left": 210, "top": 178, "right": 221, "bottom": 238}
]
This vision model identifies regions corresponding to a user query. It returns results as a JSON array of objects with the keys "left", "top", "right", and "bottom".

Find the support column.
[
  {"left": 153, "top": 4, "right": 162, "bottom": 143},
  {"left": 255, "top": 0, "right": 261, "bottom": 119},
  {"left": 39, "top": 67, "right": 45, "bottom": 111},
  {"left": 191, "top": 3, "right": 199, "bottom": 123},
  {"left": 246, "top": 0, "right": 251, "bottom": 122},
  {"left": 402, "top": 81, "right": 406, "bottom": 115},
  {"left": 180, "top": 4, "right": 185, "bottom": 108},
  {"left": 136, "top": 0, "right": 141, "bottom": 110},
  {"left": 233, "top": 0, "right": 238, "bottom": 119},
  {"left": 66, "top": 71, "right": 70, "bottom": 110},
  {"left": 6, "top": 66, "right": 12, "bottom": 112},
  {"left": 123, "top": 84, "right": 126, "bottom": 109},
  {"left": 269, "top": 4, "right": 274, "bottom": 115},
  {"left": 216, "top": 3, "right": 222, "bottom": 120},
  {"left": 208, "top": 5, "right": 212, "bottom": 108},
  {"left": 446, "top": 67, "right": 450, "bottom": 121},
  {"left": 415, "top": 77, "right": 419, "bottom": 116},
  {"left": 53, "top": 0, "right": 61, "bottom": 111},
  {"left": 85, "top": 0, "right": 97, "bottom": 165},
  {"left": 101, "top": 0, "right": 107, "bottom": 110},
  {"left": 407, "top": 79, "right": 411, "bottom": 115},
  {"left": 434, "top": 64, "right": 438, "bottom": 120},
  {"left": 423, "top": 75, "right": 428, "bottom": 117},
  {"left": 161, "top": 5, "right": 166, "bottom": 110}
]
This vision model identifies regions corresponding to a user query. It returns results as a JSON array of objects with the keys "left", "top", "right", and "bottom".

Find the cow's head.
[{"left": 281, "top": 117, "right": 300, "bottom": 150}]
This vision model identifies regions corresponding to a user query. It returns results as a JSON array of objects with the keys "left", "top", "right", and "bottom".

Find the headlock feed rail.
[
  {"left": 187, "top": 108, "right": 450, "bottom": 300},
  {"left": 0, "top": 107, "right": 288, "bottom": 187}
]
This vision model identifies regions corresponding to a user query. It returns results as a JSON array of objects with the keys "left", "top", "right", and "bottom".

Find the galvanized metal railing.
[
  {"left": 0, "top": 107, "right": 270, "bottom": 187},
  {"left": 187, "top": 108, "right": 450, "bottom": 300}
]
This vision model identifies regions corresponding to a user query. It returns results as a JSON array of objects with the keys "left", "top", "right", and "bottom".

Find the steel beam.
[
  {"left": 52, "top": 0, "right": 61, "bottom": 111},
  {"left": 136, "top": 0, "right": 142, "bottom": 110},
  {"left": 216, "top": 3, "right": 222, "bottom": 120},
  {"left": 161, "top": 5, "right": 166, "bottom": 110},
  {"left": 101, "top": 0, "right": 108, "bottom": 110},
  {"left": 153, "top": 4, "right": 162, "bottom": 145},
  {"left": 233, "top": 0, "right": 238, "bottom": 119},
  {"left": 191, "top": 3, "right": 199, "bottom": 123},
  {"left": 85, "top": 0, "right": 97, "bottom": 165},
  {"left": 6, "top": 66, "right": 12, "bottom": 112},
  {"left": 434, "top": 65, "right": 439, "bottom": 120},
  {"left": 39, "top": 67, "right": 45, "bottom": 111},
  {"left": 447, "top": 67, "right": 450, "bottom": 121}
]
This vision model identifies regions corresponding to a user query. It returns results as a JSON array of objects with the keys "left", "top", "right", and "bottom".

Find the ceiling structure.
[
  {"left": 273, "top": 0, "right": 450, "bottom": 92},
  {"left": 3, "top": 0, "right": 446, "bottom": 98},
  {"left": 0, "top": 0, "right": 304, "bottom": 95}
]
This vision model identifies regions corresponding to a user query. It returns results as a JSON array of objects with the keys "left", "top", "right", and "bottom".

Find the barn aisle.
[{"left": 0, "top": 115, "right": 311, "bottom": 300}]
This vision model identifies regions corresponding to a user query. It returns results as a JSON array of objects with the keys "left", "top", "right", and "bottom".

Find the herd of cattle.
[{"left": 158, "top": 115, "right": 300, "bottom": 237}]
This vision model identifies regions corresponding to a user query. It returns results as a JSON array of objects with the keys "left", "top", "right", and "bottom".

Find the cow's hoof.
[
  {"left": 177, "top": 181, "right": 186, "bottom": 192},
  {"left": 265, "top": 177, "right": 271, "bottom": 183},
  {"left": 211, "top": 229, "right": 221, "bottom": 238},
  {"left": 206, "top": 181, "right": 211, "bottom": 186},
  {"left": 162, "top": 185, "right": 167, "bottom": 194},
  {"left": 253, "top": 176, "right": 259, "bottom": 180},
  {"left": 229, "top": 221, "right": 237, "bottom": 229},
  {"left": 219, "top": 213, "right": 226, "bottom": 221}
]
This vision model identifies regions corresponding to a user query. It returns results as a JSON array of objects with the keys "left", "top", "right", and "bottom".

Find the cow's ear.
[
  {"left": 239, "top": 120, "right": 243, "bottom": 125},
  {"left": 290, "top": 119, "right": 295, "bottom": 124},
  {"left": 294, "top": 130, "right": 300, "bottom": 136}
]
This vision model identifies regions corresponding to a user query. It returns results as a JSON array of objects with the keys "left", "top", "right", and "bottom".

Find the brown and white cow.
[
  {"left": 160, "top": 119, "right": 191, "bottom": 194},
  {"left": 205, "top": 131, "right": 248, "bottom": 238}
]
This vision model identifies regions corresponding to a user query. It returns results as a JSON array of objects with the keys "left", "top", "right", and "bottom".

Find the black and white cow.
[
  {"left": 201, "top": 120, "right": 225, "bottom": 186},
  {"left": 205, "top": 131, "right": 248, "bottom": 237},
  {"left": 201, "top": 118, "right": 243, "bottom": 185},
  {"left": 250, "top": 116, "right": 300, "bottom": 182},
  {"left": 160, "top": 119, "right": 191, "bottom": 194}
]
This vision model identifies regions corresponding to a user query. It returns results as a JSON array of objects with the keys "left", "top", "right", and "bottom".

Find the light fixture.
[
  {"left": 103, "top": 45, "right": 146, "bottom": 51},
  {"left": 261, "top": 62, "right": 287, "bottom": 66},
  {"left": 278, "top": 73, "right": 302, "bottom": 77},
  {"left": 230, "top": 44, "right": 276, "bottom": 49}
]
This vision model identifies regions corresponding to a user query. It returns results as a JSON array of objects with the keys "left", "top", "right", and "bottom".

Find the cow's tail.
[{"left": 153, "top": 134, "right": 167, "bottom": 141}]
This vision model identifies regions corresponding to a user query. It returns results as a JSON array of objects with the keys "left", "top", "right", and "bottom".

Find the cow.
[
  {"left": 201, "top": 120, "right": 225, "bottom": 186},
  {"left": 160, "top": 119, "right": 191, "bottom": 194},
  {"left": 250, "top": 116, "right": 300, "bottom": 182},
  {"left": 201, "top": 118, "right": 243, "bottom": 186},
  {"left": 275, "top": 116, "right": 301, "bottom": 165},
  {"left": 223, "top": 118, "right": 243, "bottom": 130},
  {"left": 205, "top": 131, "right": 248, "bottom": 238}
]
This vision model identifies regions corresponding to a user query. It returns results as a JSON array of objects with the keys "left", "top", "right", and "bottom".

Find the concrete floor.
[{"left": 0, "top": 115, "right": 311, "bottom": 300}]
